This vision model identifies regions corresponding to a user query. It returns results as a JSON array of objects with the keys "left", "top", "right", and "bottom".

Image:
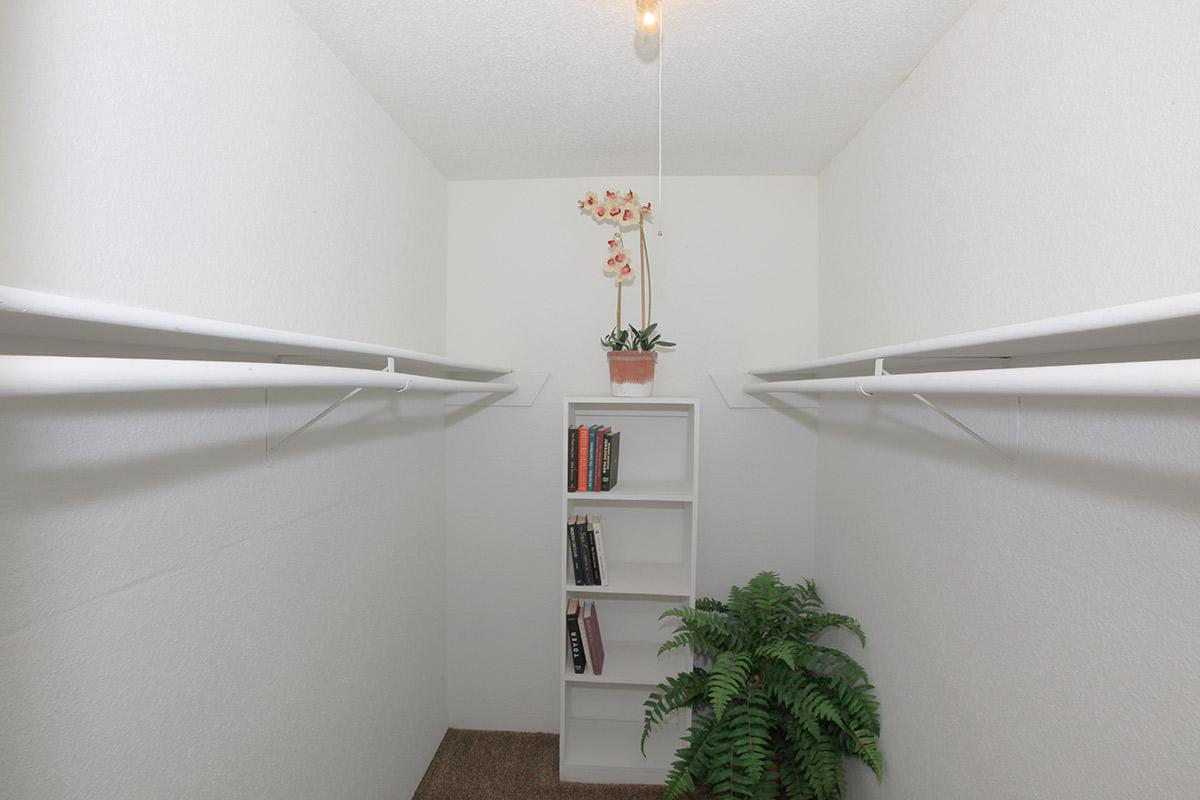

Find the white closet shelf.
[
  {"left": 561, "top": 718, "right": 684, "bottom": 783},
  {"left": 0, "top": 356, "right": 516, "bottom": 398},
  {"left": 567, "top": 481, "right": 694, "bottom": 503},
  {"left": 0, "top": 285, "right": 510, "bottom": 378},
  {"left": 565, "top": 562, "right": 691, "bottom": 599},
  {"left": 750, "top": 292, "right": 1200, "bottom": 380},
  {"left": 563, "top": 639, "right": 691, "bottom": 686},
  {"left": 567, "top": 396, "right": 698, "bottom": 405}
]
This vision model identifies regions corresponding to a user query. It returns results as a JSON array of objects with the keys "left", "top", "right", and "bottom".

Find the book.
[
  {"left": 581, "top": 600, "right": 605, "bottom": 676},
  {"left": 567, "top": 425, "right": 579, "bottom": 491},
  {"left": 592, "top": 427, "right": 609, "bottom": 491},
  {"left": 590, "top": 515, "right": 609, "bottom": 586},
  {"left": 586, "top": 425, "right": 598, "bottom": 491},
  {"left": 576, "top": 600, "right": 592, "bottom": 675},
  {"left": 584, "top": 516, "right": 601, "bottom": 585},
  {"left": 576, "top": 425, "right": 590, "bottom": 492},
  {"left": 567, "top": 518, "right": 585, "bottom": 585},
  {"left": 601, "top": 431, "right": 621, "bottom": 491},
  {"left": 565, "top": 598, "right": 587, "bottom": 674},
  {"left": 576, "top": 515, "right": 595, "bottom": 585}
]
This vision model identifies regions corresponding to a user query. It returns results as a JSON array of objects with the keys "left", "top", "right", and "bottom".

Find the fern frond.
[
  {"left": 708, "top": 652, "right": 753, "bottom": 720},
  {"left": 727, "top": 691, "right": 772, "bottom": 785},
  {"left": 642, "top": 669, "right": 708, "bottom": 754},
  {"left": 660, "top": 606, "right": 735, "bottom": 655},
  {"left": 696, "top": 596, "right": 730, "bottom": 613},
  {"left": 756, "top": 638, "right": 806, "bottom": 670},
  {"left": 645, "top": 574, "right": 883, "bottom": 800},
  {"left": 662, "top": 714, "right": 717, "bottom": 800},
  {"left": 847, "top": 726, "right": 883, "bottom": 780},
  {"left": 796, "top": 612, "right": 866, "bottom": 647},
  {"left": 786, "top": 723, "right": 845, "bottom": 800}
]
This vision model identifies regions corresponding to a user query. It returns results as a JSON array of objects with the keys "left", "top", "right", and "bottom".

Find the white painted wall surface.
[
  {"left": 1, "top": 3, "right": 449, "bottom": 798},
  {"left": 819, "top": 1, "right": 1200, "bottom": 357},
  {"left": 816, "top": 2, "right": 1200, "bottom": 797},
  {"left": 0, "top": 0, "right": 446, "bottom": 346},
  {"left": 444, "top": 176, "right": 820, "bottom": 731}
]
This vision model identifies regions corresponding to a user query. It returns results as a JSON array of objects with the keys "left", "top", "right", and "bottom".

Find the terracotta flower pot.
[{"left": 607, "top": 351, "right": 657, "bottom": 397}]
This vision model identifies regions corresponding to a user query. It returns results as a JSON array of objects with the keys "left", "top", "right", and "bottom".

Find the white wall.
[
  {"left": 0, "top": 0, "right": 446, "bottom": 345},
  {"left": 816, "top": 2, "right": 1200, "bottom": 797},
  {"left": 0, "top": 3, "right": 450, "bottom": 798},
  {"left": 444, "top": 176, "right": 820, "bottom": 731}
]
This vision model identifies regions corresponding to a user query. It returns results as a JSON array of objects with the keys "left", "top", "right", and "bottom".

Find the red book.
[
  {"left": 592, "top": 427, "right": 609, "bottom": 491},
  {"left": 576, "top": 426, "right": 591, "bottom": 491},
  {"left": 581, "top": 600, "right": 605, "bottom": 675}
]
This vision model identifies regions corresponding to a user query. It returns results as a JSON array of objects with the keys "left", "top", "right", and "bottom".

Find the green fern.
[{"left": 643, "top": 572, "right": 882, "bottom": 799}]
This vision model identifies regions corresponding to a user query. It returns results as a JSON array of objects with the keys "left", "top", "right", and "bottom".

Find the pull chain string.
[{"left": 657, "top": 0, "right": 663, "bottom": 237}]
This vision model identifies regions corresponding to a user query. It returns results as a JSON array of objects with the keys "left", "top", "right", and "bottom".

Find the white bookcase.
[{"left": 560, "top": 397, "right": 699, "bottom": 785}]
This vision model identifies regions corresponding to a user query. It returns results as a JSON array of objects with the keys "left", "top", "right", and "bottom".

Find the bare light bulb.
[{"left": 637, "top": 0, "right": 660, "bottom": 34}]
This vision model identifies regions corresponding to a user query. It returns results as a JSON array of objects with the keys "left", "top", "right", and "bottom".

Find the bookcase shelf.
[
  {"left": 560, "top": 397, "right": 699, "bottom": 786},
  {"left": 567, "top": 480, "right": 694, "bottom": 503},
  {"left": 561, "top": 717, "right": 686, "bottom": 784},
  {"left": 564, "top": 561, "right": 691, "bottom": 599},
  {"left": 563, "top": 639, "right": 692, "bottom": 686}
]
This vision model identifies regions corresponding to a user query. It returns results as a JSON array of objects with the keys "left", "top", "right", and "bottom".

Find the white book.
[{"left": 591, "top": 515, "right": 609, "bottom": 586}]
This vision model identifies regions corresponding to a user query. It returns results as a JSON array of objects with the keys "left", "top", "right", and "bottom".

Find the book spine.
[
  {"left": 576, "top": 601, "right": 592, "bottom": 675},
  {"left": 567, "top": 426, "right": 578, "bottom": 492},
  {"left": 586, "top": 426, "right": 597, "bottom": 491},
  {"left": 607, "top": 432, "right": 620, "bottom": 490},
  {"left": 581, "top": 602, "right": 605, "bottom": 676},
  {"left": 601, "top": 434, "right": 612, "bottom": 491},
  {"left": 566, "top": 601, "right": 587, "bottom": 674},
  {"left": 576, "top": 426, "right": 589, "bottom": 492},
  {"left": 577, "top": 520, "right": 595, "bottom": 585},
  {"left": 592, "top": 517, "right": 608, "bottom": 586},
  {"left": 585, "top": 520, "right": 601, "bottom": 585},
  {"left": 567, "top": 520, "right": 584, "bottom": 585},
  {"left": 592, "top": 428, "right": 606, "bottom": 491}
]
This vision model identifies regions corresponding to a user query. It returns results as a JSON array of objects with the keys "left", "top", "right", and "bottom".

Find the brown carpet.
[{"left": 414, "top": 728, "right": 669, "bottom": 800}]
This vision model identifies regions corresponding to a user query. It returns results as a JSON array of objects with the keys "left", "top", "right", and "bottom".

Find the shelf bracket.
[
  {"left": 872, "top": 358, "right": 1006, "bottom": 458},
  {"left": 269, "top": 357, "right": 409, "bottom": 453}
]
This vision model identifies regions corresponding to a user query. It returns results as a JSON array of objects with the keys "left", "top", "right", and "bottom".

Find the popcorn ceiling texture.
[{"left": 288, "top": 0, "right": 975, "bottom": 178}]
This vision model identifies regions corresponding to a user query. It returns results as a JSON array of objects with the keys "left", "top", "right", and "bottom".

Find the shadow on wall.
[
  {"left": 818, "top": 394, "right": 1200, "bottom": 517},
  {"left": 0, "top": 391, "right": 445, "bottom": 518}
]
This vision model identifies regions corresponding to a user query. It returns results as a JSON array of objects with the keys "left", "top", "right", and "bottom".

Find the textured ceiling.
[{"left": 288, "top": 0, "right": 975, "bottom": 179}]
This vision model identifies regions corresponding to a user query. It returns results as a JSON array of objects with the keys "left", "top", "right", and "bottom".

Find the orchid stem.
[
  {"left": 616, "top": 283, "right": 623, "bottom": 334},
  {"left": 641, "top": 225, "right": 653, "bottom": 324},
  {"left": 639, "top": 222, "right": 647, "bottom": 329}
]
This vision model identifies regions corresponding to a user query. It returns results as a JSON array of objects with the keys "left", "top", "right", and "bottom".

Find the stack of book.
[
  {"left": 567, "top": 515, "right": 608, "bottom": 586},
  {"left": 565, "top": 598, "right": 606, "bottom": 676},
  {"left": 568, "top": 425, "right": 621, "bottom": 491}
]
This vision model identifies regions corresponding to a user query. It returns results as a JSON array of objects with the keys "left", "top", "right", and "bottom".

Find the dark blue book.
[{"left": 567, "top": 518, "right": 585, "bottom": 585}]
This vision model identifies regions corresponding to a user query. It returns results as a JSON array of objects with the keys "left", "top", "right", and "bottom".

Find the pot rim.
[{"left": 606, "top": 350, "right": 658, "bottom": 359}]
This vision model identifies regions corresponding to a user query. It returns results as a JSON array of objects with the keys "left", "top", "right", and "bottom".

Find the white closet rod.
[
  {"left": 745, "top": 359, "right": 1200, "bottom": 399},
  {"left": 0, "top": 356, "right": 517, "bottom": 397},
  {"left": 0, "top": 285, "right": 510, "bottom": 377}
]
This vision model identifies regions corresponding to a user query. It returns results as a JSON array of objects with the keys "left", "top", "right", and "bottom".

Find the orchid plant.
[{"left": 578, "top": 189, "right": 673, "bottom": 352}]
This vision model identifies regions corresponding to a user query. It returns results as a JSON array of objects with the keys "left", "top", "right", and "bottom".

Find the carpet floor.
[{"left": 413, "top": 728, "right": 669, "bottom": 800}]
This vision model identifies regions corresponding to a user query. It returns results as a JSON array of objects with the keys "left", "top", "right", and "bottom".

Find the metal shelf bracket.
[
  {"left": 270, "top": 357, "right": 410, "bottom": 453},
  {"left": 873, "top": 358, "right": 1006, "bottom": 458}
]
